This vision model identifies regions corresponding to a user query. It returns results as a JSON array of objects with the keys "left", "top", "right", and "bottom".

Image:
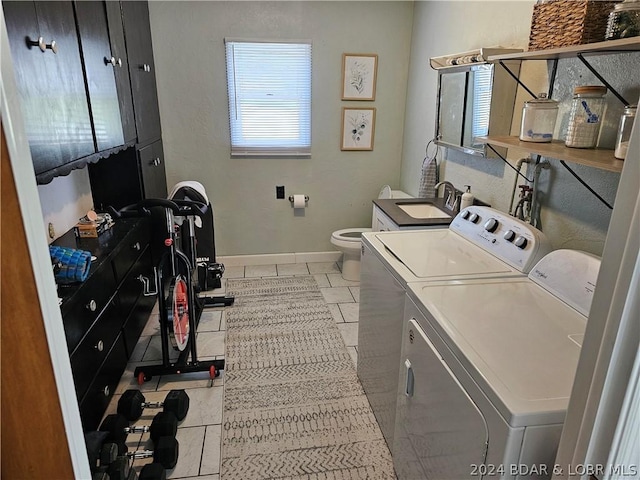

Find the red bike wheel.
[{"left": 167, "top": 275, "right": 190, "bottom": 351}]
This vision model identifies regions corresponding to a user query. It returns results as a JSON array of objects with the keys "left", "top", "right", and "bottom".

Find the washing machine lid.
[
  {"left": 407, "top": 277, "right": 587, "bottom": 427},
  {"left": 378, "top": 229, "right": 519, "bottom": 280}
]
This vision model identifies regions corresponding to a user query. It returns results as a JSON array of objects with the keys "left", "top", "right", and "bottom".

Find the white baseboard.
[{"left": 218, "top": 251, "right": 342, "bottom": 267}]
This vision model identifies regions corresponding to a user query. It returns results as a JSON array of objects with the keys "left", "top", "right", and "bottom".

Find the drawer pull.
[
  {"left": 103, "top": 386, "right": 110, "bottom": 397},
  {"left": 95, "top": 340, "right": 104, "bottom": 352},
  {"left": 138, "top": 269, "right": 158, "bottom": 296},
  {"left": 86, "top": 300, "right": 97, "bottom": 312},
  {"left": 131, "top": 242, "right": 141, "bottom": 251}
]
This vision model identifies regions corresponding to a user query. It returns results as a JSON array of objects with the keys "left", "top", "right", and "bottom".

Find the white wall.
[
  {"left": 149, "top": 1, "right": 414, "bottom": 256},
  {"left": 401, "top": 1, "right": 640, "bottom": 256}
]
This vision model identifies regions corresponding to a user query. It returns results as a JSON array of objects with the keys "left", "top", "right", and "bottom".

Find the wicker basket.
[{"left": 528, "top": 0, "right": 617, "bottom": 50}]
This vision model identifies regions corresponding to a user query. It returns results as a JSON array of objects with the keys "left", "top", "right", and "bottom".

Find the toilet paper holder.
[{"left": 289, "top": 195, "right": 309, "bottom": 203}]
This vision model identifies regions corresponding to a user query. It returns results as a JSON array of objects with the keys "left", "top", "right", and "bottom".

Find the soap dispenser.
[{"left": 460, "top": 185, "right": 474, "bottom": 210}]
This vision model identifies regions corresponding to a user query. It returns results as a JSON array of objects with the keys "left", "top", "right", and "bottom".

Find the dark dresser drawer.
[
  {"left": 112, "top": 221, "right": 151, "bottom": 283},
  {"left": 79, "top": 333, "right": 128, "bottom": 431},
  {"left": 70, "top": 301, "right": 122, "bottom": 400},
  {"left": 61, "top": 262, "right": 116, "bottom": 353}
]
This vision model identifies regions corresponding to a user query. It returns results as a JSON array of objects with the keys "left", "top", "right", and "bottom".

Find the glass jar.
[
  {"left": 519, "top": 93, "right": 559, "bottom": 142},
  {"left": 565, "top": 86, "right": 607, "bottom": 148},
  {"left": 605, "top": 1, "right": 640, "bottom": 40},
  {"left": 615, "top": 104, "right": 637, "bottom": 159}
]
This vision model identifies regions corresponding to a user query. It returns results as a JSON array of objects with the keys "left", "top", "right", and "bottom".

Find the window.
[{"left": 224, "top": 40, "right": 312, "bottom": 157}]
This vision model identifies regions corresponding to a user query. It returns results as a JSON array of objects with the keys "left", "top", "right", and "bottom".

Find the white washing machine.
[
  {"left": 358, "top": 206, "right": 552, "bottom": 451},
  {"left": 396, "top": 250, "right": 600, "bottom": 480}
]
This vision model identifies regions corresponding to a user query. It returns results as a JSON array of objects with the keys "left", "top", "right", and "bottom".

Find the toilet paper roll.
[{"left": 293, "top": 194, "right": 306, "bottom": 208}]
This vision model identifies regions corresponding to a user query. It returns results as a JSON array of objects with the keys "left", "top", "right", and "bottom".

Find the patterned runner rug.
[{"left": 221, "top": 276, "right": 396, "bottom": 480}]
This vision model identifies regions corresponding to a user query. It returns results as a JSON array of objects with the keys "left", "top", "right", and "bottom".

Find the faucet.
[{"left": 435, "top": 181, "right": 459, "bottom": 211}]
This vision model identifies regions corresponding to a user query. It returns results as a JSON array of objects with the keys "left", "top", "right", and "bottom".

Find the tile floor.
[{"left": 105, "top": 261, "right": 361, "bottom": 479}]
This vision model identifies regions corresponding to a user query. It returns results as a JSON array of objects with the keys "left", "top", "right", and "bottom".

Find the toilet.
[{"left": 331, "top": 185, "right": 412, "bottom": 281}]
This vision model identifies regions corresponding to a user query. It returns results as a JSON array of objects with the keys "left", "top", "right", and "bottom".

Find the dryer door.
[{"left": 394, "top": 317, "right": 488, "bottom": 479}]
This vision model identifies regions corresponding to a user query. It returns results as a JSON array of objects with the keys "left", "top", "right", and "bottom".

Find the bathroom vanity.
[{"left": 372, "top": 198, "right": 455, "bottom": 231}]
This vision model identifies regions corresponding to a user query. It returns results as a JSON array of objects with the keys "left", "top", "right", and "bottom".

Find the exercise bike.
[{"left": 110, "top": 198, "right": 234, "bottom": 385}]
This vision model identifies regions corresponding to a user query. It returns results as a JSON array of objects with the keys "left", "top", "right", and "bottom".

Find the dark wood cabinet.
[
  {"left": 89, "top": 140, "right": 167, "bottom": 211},
  {"left": 54, "top": 218, "right": 155, "bottom": 431},
  {"left": 121, "top": 0, "right": 162, "bottom": 146},
  {"left": 104, "top": 1, "right": 136, "bottom": 144},
  {"left": 73, "top": 1, "right": 124, "bottom": 152},
  {"left": 2, "top": 1, "right": 94, "bottom": 178},
  {"left": 138, "top": 140, "right": 168, "bottom": 200}
]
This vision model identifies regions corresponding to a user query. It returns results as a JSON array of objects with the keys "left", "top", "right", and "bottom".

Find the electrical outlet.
[
  {"left": 276, "top": 186, "right": 285, "bottom": 199},
  {"left": 48, "top": 222, "right": 55, "bottom": 239}
]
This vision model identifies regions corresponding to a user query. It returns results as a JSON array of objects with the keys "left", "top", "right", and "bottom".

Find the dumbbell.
[
  {"left": 118, "top": 389, "right": 189, "bottom": 422},
  {"left": 100, "top": 445, "right": 169, "bottom": 480},
  {"left": 100, "top": 412, "right": 178, "bottom": 447},
  {"left": 99, "top": 436, "right": 179, "bottom": 471}
]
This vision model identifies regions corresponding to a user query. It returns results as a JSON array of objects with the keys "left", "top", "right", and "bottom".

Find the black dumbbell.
[
  {"left": 118, "top": 389, "right": 189, "bottom": 422},
  {"left": 100, "top": 412, "right": 178, "bottom": 447},
  {"left": 99, "top": 443, "right": 170, "bottom": 480},
  {"left": 97, "top": 436, "right": 179, "bottom": 471}
]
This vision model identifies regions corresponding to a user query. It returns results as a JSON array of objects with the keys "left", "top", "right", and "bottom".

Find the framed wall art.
[
  {"left": 342, "top": 53, "right": 378, "bottom": 101},
  {"left": 341, "top": 107, "right": 376, "bottom": 151}
]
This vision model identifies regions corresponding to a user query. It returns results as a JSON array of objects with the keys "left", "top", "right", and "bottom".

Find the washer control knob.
[
  {"left": 469, "top": 213, "right": 480, "bottom": 224},
  {"left": 503, "top": 230, "right": 516, "bottom": 242},
  {"left": 514, "top": 236, "right": 528, "bottom": 249},
  {"left": 461, "top": 210, "right": 471, "bottom": 220},
  {"left": 484, "top": 218, "right": 499, "bottom": 233}
]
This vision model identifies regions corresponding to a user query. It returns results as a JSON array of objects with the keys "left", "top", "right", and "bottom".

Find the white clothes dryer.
[{"left": 395, "top": 250, "right": 600, "bottom": 480}]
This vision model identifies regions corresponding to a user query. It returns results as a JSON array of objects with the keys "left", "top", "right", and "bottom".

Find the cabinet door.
[
  {"left": 105, "top": 1, "right": 136, "bottom": 144},
  {"left": 73, "top": 1, "right": 124, "bottom": 152},
  {"left": 3, "top": 1, "right": 93, "bottom": 176},
  {"left": 121, "top": 0, "right": 161, "bottom": 145},
  {"left": 138, "top": 140, "right": 167, "bottom": 199},
  {"left": 394, "top": 316, "right": 488, "bottom": 480}
]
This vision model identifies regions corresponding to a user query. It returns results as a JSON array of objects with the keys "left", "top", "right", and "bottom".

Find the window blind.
[{"left": 225, "top": 40, "right": 312, "bottom": 157}]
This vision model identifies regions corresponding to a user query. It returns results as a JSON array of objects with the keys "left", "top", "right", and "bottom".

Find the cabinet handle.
[
  {"left": 131, "top": 242, "right": 141, "bottom": 251},
  {"left": 105, "top": 56, "right": 123, "bottom": 67},
  {"left": 86, "top": 299, "right": 97, "bottom": 312},
  {"left": 140, "top": 63, "right": 151, "bottom": 72},
  {"left": 102, "top": 386, "right": 110, "bottom": 397},
  {"left": 95, "top": 340, "right": 104, "bottom": 352},
  {"left": 151, "top": 157, "right": 161, "bottom": 167},
  {"left": 28, "top": 36, "right": 58, "bottom": 54}
]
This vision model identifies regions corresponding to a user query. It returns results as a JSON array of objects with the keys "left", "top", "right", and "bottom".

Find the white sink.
[{"left": 397, "top": 203, "right": 452, "bottom": 219}]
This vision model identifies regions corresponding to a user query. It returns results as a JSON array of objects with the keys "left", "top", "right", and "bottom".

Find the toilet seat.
[{"left": 331, "top": 228, "right": 372, "bottom": 250}]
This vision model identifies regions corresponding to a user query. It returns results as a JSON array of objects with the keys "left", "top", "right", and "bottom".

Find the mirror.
[{"left": 434, "top": 61, "right": 520, "bottom": 156}]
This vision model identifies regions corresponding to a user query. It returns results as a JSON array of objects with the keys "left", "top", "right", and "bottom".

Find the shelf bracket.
[
  {"left": 577, "top": 53, "right": 630, "bottom": 106},
  {"left": 559, "top": 160, "right": 614, "bottom": 210},
  {"left": 499, "top": 61, "right": 537, "bottom": 99}
]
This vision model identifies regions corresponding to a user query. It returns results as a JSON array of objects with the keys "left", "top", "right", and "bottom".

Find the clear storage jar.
[
  {"left": 519, "top": 94, "right": 559, "bottom": 142},
  {"left": 605, "top": 1, "right": 640, "bottom": 40},
  {"left": 565, "top": 85, "right": 607, "bottom": 148},
  {"left": 615, "top": 104, "right": 637, "bottom": 159}
]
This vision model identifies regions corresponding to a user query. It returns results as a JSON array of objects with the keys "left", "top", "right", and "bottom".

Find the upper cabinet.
[
  {"left": 73, "top": 1, "right": 124, "bottom": 152},
  {"left": 2, "top": 0, "right": 137, "bottom": 183},
  {"left": 3, "top": 1, "right": 94, "bottom": 178},
  {"left": 104, "top": 1, "right": 136, "bottom": 144},
  {"left": 121, "top": 1, "right": 162, "bottom": 146}
]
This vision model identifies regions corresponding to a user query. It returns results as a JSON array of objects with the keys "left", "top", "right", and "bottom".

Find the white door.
[{"left": 394, "top": 316, "right": 489, "bottom": 479}]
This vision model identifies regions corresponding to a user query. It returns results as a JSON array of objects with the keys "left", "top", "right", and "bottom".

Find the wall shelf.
[
  {"left": 487, "top": 37, "right": 640, "bottom": 61},
  {"left": 477, "top": 136, "right": 625, "bottom": 173}
]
